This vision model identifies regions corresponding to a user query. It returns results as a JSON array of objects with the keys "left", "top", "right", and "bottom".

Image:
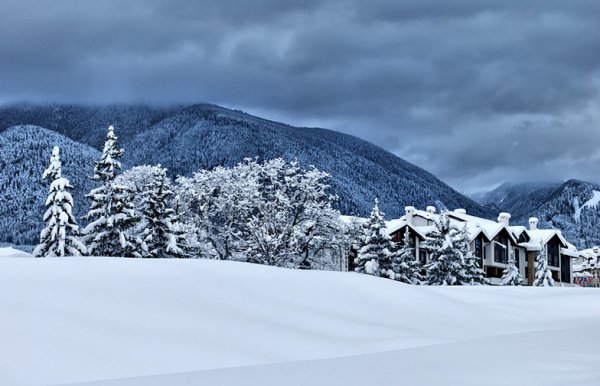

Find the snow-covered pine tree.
[
  {"left": 458, "top": 225, "right": 489, "bottom": 285},
  {"left": 33, "top": 146, "right": 87, "bottom": 257},
  {"left": 138, "top": 166, "right": 186, "bottom": 258},
  {"left": 533, "top": 242, "right": 555, "bottom": 287},
  {"left": 82, "top": 125, "right": 144, "bottom": 257},
  {"left": 354, "top": 198, "right": 393, "bottom": 278},
  {"left": 501, "top": 249, "right": 523, "bottom": 286},
  {"left": 391, "top": 230, "right": 421, "bottom": 284},
  {"left": 424, "top": 213, "right": 465, "bottom": 285}
]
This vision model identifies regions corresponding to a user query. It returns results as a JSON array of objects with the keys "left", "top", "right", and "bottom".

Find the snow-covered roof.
[
  {"left": 385, "top": 207, "right": 576, "bottom": 254},
  {"left": 387, "top": 208, "right": 512, "bottom": 243},
  {"left": 445, "top": 211, "right": 516, "bottom": 243},
  {"left": 519, "top": 229, "right": 568, "bottom": 251},
  {"left": 384, "top": 219, "right": 433, "bottom": 240},
  {"left": 577, "top": 247, "right": 600, "bottom": 260},
  {"left": 508, "top": 225, "right": 528, "bottom": 239},
  {"left": 572, "top": 247, "right": 600, "bottom": 272},
  {"left": 384, "top": 218, "right": 406, "bottom": 235},
  {"left": 560, "top": 242, "right": 579, "bottom": 258}
]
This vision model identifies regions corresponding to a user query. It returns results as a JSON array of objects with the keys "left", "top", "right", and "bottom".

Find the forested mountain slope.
[
  {"left": 0, "top": 126, "right": 100, "bottom": 245},
  {"left": 0, "top": 104, "right": 492, "bottom": 230},
  {"left": 478, "top": 180, "right": 600, "bottom": 248}
]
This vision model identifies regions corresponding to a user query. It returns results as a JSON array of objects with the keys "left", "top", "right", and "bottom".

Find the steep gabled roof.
[
  {"left": 446, "top": 211, "right": 518, "bottom": 244},
  {"left": 388, "top": 209, "right": 510, "bottom": 243},
  {"left": 385, "top": 220, "right": 432, "bottom": 241},
  {"left": 508, "top": 225, "right": 529, "bottom": 240},
  {"left": 519, "top": 229, "right": 568, "bottom": 251}
]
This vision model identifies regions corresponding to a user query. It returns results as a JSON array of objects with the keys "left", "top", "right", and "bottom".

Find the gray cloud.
[{"left": 1, "top": 0, "right": 600, "bottom": 192}]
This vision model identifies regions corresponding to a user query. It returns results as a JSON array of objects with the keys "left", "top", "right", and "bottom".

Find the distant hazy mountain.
[
  {"left": 0, "top": 125, "right": 100, "bottom": 245},
  {"left": 476, "top": 181, "right": 561, "bottom": 218},
  {"left": 0, "top": 104, "right": 492, "bottom": 245},
  {"left": 477, "top": 180, "right": 600, "bottom": 248}
]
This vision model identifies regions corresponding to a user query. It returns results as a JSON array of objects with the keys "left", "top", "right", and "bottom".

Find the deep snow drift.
[{"left": 0, "top": 257, "right": 598, "bottom": 386}]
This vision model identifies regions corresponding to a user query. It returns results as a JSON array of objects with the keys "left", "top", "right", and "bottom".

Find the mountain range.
[
  {"left": 0, "top": 103, "right": 490, "bottom": 245},
  {"left": 2, "top": 103, "right": 599, "bottom": 249}
]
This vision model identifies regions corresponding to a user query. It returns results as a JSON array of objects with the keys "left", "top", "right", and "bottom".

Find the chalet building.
[
  {"left": 571, "top": 247, "right": 600, "bottom": 287},
  {"left": 385, "top": 206, "right": 575, "bottom": 286}
]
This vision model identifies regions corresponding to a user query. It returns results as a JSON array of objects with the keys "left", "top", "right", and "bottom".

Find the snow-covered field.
[{"left": 1, "top": 255, "right": 599, "bottom": 386}]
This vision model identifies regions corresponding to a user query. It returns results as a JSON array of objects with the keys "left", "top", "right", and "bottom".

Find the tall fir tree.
[
  {"left": 138, "top": 166, "right": 186, "bottom": 258},
  {"left": 533, "top": 242, "right": 555, "bottom": 287},
  {"left": 424, "top": 213, "right": 466, "bottom": 285},
  {"left": 458, "top": 225, "right": 489, "bottom": 285},
  {"left": 33, "top": 146, "right": 87, "bottom": 257},
  {"left": 501, "top": 249, "right": 523, "bottom": 286},
  {"left": 354, "top": 198, "right": 393, "bottom": 277},
  {"left": 391, "top": 230, "right": 421, "bottom": 284},
  {"left": 82, "top": 125, "right": 144, "bottom": 257}
]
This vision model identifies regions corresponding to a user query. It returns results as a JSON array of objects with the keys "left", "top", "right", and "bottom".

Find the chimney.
[
  {"left": 405, "top": 206, "right": 416, "bottom": 225},
  {"left": 529, "top": 217, "right": 538, "bottom": 231},
  {"left": 497, "top": 212, "right": 511, "bottom": 226},
  {"left": 454, "top": 208, "right": 466, "bottom": 214},
  {"left": 426, "top": 206, "right": 436, "bottom": 214},
  {"left": 593, "top": 246, "right": 599, "bottom": 255}
]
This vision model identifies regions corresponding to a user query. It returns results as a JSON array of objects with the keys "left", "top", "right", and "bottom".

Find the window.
[
  {"left": 547, "top": 240, "right": 560, "bottom": 267},
  {"left": 419, "top": 250, "right": 427, "bottom": 265},
  {"left": 474, "top": 238, "right": 484, "bottom": 267},
  {"left": 514, "top": 249, "right": 520, "bottom": 268},
  {"left": 560, "top": 255, "right": 571, "bottom": 283},
  {"left": 493, "top": 233, "right": 509, "bottom": 264},
  {"left": 485, "top": 267, "right": 503, "bottom": 278},
  {"left": 494, "top": 243, "right": 507, "bottom": 264}
]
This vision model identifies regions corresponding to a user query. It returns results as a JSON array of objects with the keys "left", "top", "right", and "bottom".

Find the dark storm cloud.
[{"left": 1, "top": 0, "right": 600, "bottom": 192}]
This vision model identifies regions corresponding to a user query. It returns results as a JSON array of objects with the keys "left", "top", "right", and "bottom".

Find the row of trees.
[
  {"left": 33, "top": 126, "right": 350, "bottom": 268},
  {"left": 32, "top": 125, "right": 560, "bottom": 286},
  {"left": 353, "top": 201, "right": 555, "bottom": 286},
  {"left": 34, "top": 126, "right": 185, "bottom": 259}
]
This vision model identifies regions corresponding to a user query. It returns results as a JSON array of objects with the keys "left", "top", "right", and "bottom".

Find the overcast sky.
[{"left": 1, "top": 0, "right": 600, "bottom": 193}]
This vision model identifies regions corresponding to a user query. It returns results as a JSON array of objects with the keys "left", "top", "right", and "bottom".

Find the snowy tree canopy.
[
  {"left": 391, "top": 230, "right": 421, "bottom": 284},
  {"left": 501, "top": 250, "right": 523, "bottom": 286},
  {"left": 121, "top": 165, "right": 185, "bottom": 258},
  {"left": 533, "top": 242, "right": 555, "bottom": 287},
  {"left": 33, "top": 146, "right": 86, "bottom": 257},
  {"left": 424, "top": 213, "right": 466, "bottom": 286},
  {"left": 458, "top": 225, "right": 488, "bottom": 286},
  {"left": 82, "top": 126, "right": 144, "bottom": 257},
  {"left": 354, "top": 198, "right": 394, "bottom": 278},
  {"left": 92, "top": 125, "right": 124, "bottom": 183},
  {"left": 176, "top": 158, "right": 346, "bottom": 268}
]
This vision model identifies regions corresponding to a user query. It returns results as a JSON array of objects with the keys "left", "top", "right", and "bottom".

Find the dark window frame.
[{"left": 547, "top": 240, "right": 560, "bottom": 267}]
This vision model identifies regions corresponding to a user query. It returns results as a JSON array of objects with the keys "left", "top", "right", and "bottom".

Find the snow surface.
[
  {"left": 0, "top": 247, "right": 32, "bottom": 258},
  {"left": 0, "top": 258, "right": 599, "bottom": 386},
  {"left": 574, "top": 190, "right": 600, "bottom": 221}
]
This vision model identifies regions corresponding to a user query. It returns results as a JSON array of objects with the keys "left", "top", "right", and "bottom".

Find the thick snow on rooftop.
[
  {"left": 1, "top": 257, "right": 599, "bottom": 386},
  {"left": 521, "top": 229, "right": 566, "bottom": 250},
  {"left": 388, "top": 209, "right": 512, "bottom": 242}
]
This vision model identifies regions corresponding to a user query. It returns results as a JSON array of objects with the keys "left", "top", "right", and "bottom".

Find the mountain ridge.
[
  {"left": 477, "top": 179, "right": 600, "bottom": 248},
  {"left": 0, "top": 103, "right": 492, "bottom": 231}
]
